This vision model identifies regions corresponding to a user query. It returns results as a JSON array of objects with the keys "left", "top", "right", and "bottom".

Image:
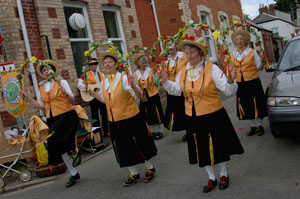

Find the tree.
[{"left": 274, "top": 0, "right": 299, "bottom": 19}]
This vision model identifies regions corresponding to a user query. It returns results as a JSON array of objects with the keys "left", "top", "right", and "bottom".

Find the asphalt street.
[{"left": 2, "top": 70, "right": 300, "bottom": 199}]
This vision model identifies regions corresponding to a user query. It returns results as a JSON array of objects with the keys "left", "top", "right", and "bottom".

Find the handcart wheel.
[
  {"left": 5, "top": 170, "right": 12, "bottom": 178},
  {"left": 0, "top": 169, "right": 11, "bottom": 178},
  {"left": 0, "top": 178, "right": 5, "bottom": 189},
  {"left": 19, "top": 170, "right": 32, "bottom": 182}
]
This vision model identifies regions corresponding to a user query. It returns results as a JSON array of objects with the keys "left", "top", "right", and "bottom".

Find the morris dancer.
[
  {"left": 89, "top": 52, "right": 157, "bottom": 186},
  {"left": 134, "top": 54, "right": 164, "bottom": 140},
  {"left": 163, "top": 40, "right": 187, "bottom": 141},
  {"left": 230, "top": 29, "right": 267, "bottom": 136},
  {"left": 162, "top": 37, "right": 244, "bottom": 193},
  {"left": 22, "top": 60, "right": 80, "bottom": 188}
]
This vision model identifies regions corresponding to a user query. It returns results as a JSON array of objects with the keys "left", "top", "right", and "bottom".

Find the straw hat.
[
  {"left": 134, "top": 53, "right": 147, "bottom": 66},
  {"left": 99, "top": 52, "right": 119, "bottom": 64},
  {"left": 231, "top": 29, "right": 251, "bottom": 42},
  {"left": 178, "top": 36, "right": 208, "bottom": 57},
  {"left": 36, "top": 60, "right": 60, "bottom": 78},
  {"left": 162, "top": 37, "right": 176, "bottom": 50}
]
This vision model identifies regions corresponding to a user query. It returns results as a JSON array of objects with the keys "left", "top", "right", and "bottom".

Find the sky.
[{"left": 241, "top": 0, "right": 276, "bottom": 19}]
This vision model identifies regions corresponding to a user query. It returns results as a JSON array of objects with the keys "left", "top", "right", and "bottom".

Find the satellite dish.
[{"left": 69, "top": 13, "right": 86, "bottom": 30}]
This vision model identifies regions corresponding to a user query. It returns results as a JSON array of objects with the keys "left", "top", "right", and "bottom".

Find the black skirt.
[
  {"left": 163, "top": 93, "right": 186, "bottom": 131},
  {"left": 109, "top": 112, "right": 157, "bottom": 167},
  {"left": 186, "top": 107, "right": 244, "bottom": 167},
  {"left": 47, "top": 110, "right": 79, "bottom": 166},
  {"left": 236, "top": 77, "right": 268, "bottom": 120},
  {"left": 139, "top": 92, "right": 164, "bottom": 125}
]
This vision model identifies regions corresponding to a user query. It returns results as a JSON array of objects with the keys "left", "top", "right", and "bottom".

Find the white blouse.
[
  {"left": 233, "top": 47, "right": 261, "bottom": 70},
  {"left": 38, "top": 79, "right": 74, "bottom": 107},
  {"left": 99, "top": 71, "right": 137, "bottom": 102},
  {"left": 163, "top": 61, "right": 238, "bottom": 97},
  {"left": 167, "top": 51, "right": 184, "bottom": 67}
]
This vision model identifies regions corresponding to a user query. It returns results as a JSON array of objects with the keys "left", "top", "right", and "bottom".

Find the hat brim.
[
  {"left": 89, "top": 60, "right": 99, "bottom": 65},
  {"left": 37, "top": 60, "right": 60, "bottom": 79},
  {"left": 99, "top": 52, "right": 119, "bottom": 65},
  {"left": 178, "top": 40, "right": 208, "bottom": 57},
  {"left": 231, "top": 29, "right": 251, "bottom": 42},
  {"left": 134, "top": 54, "right": 146, "bottom": 65}
]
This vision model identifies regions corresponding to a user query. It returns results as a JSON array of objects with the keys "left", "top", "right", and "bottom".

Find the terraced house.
[{"left": 0, "top": 0, "right": 244, "bottom": 128}]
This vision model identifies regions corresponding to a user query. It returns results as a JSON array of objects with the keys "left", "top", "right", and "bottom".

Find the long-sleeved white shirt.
[
  {"left": 233, "top": 47, "right": 261, "bottom": 70},
  {"left": 167, "top": 51, "right": 184, "bottom": 67},
  {"left": 163, "top": 61, "right": 238, "bottom": 97},
  {"left": 38, "top": 79, "right": 73, "bottom": 107},
  {"left": 98, "top": 72, "right": 137, "bottom": 102}
]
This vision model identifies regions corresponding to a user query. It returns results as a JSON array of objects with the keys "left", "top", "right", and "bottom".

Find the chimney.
[
  {"left": 269, "top": 4, "right": 275, "bottom": 16},
  {"left": 259, "top": 5, "right": 268, "bottom": 15}
]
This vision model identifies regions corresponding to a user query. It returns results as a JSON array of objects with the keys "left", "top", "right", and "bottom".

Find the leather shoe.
[
  {"left": 203, "top": 179, "right": 218, "bottom": 193},
  {"left": 219, "top": 175, "right": 229, "bottom": 190},
  {"left": 65, "top": 172, "right": 80, "bottom": 188}
]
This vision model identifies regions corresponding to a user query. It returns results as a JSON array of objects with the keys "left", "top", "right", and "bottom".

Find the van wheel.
[{"left": 270, "top": 123, "right": 282, "bottom": 138}]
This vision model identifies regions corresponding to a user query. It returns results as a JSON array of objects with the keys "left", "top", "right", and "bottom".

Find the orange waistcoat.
[
  {"left": 164, "top": 53, "right": 187, "bottom": 82},
  {"left": 179, "top": 62, "right": 223, "bottom": 116},
  {"left": 231, "top": 49, "right": 259, "bottom": 82},
  {"left": 40, "top": 81, "right": 73, "bottom": 118},
  {"left": 103, "top": 75, "right": 140, "bottom": 122},
  {"left": 87, "top": 71, "right": 104, "bottom": 84},
  {"left": 134, "top": 68, "right": 159, "bottom": 97}
]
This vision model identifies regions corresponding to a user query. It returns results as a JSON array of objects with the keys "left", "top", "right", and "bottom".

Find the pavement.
[{"left": 0, "top": 137, "right": 113, "bottom": 194}]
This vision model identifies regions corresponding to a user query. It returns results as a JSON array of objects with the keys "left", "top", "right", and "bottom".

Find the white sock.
[
  {"left": 250, "top": 120, "right": 256, "bottom": 127},
  {"left": 219, "top": 162, "right": 228, "bottom": 177},
  {"left": 61, "top": 153, "right": 77, "bottom": 176},
  {"left": 255, "top": 118, "right": 262, "bottom": 126},
  {"left": 128, "top": 166, "right": 139, "bottom": 175},
  {"left": 144, "top": 160, "right": 154, "bottom": 170},
  {"left": 204, "top": 166, "right": 216, "bottom": 180}
]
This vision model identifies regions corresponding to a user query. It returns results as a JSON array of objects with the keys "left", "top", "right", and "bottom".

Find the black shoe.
[
  {"left": 203, "top": 179, "right": 218, "bottom": 193},
  {"left": 144, "top": 168, "right": 155, "bottom": 183},
  {"left": 219, "top": 176, "right": 229, "bottom": 190},
  {"left": 247, "top": 127, "right": 257, "bottom": 136},
  {"left": 151, "top": 132, "right": 157, "bottom": 140},
  {"left": 155, "top": 132, "right": 163, "bottom": 140},
  {"left": 182, "top": 134, "right": 187, "bottom": 142},
  {"left": 65, "top": 172, "right": 80, "bottom": 188},
  {"left": 256, "top": 126, "right": 265, "bottom": 136},
  {"left": 123, "top": 174, "right": 140, "bottom": 187}
]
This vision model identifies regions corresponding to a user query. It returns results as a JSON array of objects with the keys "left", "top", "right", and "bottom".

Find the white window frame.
[
  {"left": 200, "top": 11, "right": 216, "bottom": 62},
  {"left": 220, "top": 15, "right": 228, "bottom": 31},
  {"left": 63, "top": 0, "right": 95, "bottom": 57},
  {"left": 102, "top": 6, "right": 128, "bottom": 56}
]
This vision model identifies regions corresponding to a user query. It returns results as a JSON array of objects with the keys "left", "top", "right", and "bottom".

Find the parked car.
[{"left": 266, "top": 36, "right": 300, "bottom": 137}]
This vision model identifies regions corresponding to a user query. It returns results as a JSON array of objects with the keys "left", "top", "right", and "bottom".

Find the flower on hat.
[
  {"left": 109, "top": 47, "right": 115, "bottom": 54},
  {"left": 187, "top": 35, "right": 195, "bottom": 41}
]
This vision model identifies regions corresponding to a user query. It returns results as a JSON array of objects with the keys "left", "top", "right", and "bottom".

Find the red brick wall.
[{"left": 135, "top": 0, "right": 244, "bottom": 49}]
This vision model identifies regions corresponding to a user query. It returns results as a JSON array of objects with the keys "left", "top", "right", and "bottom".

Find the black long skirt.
[
  {"left": 236, "top": 77, "right": 268, "bottom": 120},
  {"left": 139, "top": 93, "right": 164, "bottom": 125},
  {"left": 109, "top": 112, "right": 157, "bottom": 167},
  {"left": 47, "top": 110, "right": 79, "bottom": 166},
  {"left": 163, "top": 93, "right": 186, "bottom": 131},
  {"left": 186, "top": 107, "right": 244, "bottom": 167}
]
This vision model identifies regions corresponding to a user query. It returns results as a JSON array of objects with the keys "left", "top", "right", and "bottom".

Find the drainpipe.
[
  {"left": 150, "top": 0, "right": 163, "bottom": 52},
  {"left": 16, "top": 0, "right": 43, "bottom": 117}
]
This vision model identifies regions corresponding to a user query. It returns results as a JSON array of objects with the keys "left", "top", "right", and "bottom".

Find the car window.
[{"left": 279, "top": 39, "right": 300, "bottom": 71}]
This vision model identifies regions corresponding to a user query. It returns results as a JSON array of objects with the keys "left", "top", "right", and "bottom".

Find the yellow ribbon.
[
  {"left": 108, "top": 74, "right": 115, "bottom": 100},
  {"left": 208, "top": 133, "right": 215, "bottom": 166}
]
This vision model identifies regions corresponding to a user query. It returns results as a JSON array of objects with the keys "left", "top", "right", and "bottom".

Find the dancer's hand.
[{"left": 231, "top": 68, "right": 237, "bottom": 80}]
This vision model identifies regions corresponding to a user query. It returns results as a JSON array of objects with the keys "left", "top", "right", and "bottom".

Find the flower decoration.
[
  {"left": 233, "top": 20, "right": 239, "bottom": 24},
  {"left": 212, "top": 30, "right": 221, "bottom": 40}
]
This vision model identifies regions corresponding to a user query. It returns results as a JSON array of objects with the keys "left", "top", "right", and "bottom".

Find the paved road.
[{"left": 2, "top": 70, "right": 300, "bottom": 199}]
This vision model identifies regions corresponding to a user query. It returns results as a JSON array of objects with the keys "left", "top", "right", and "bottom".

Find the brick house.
[
  {"left": 0, "top": 0, "right": 245, "bottom": 128},
  {"left": 135, "top": 0, "right": 244, "bottom": 63},
  {"left": 0, "top": 0, "right": 143, "bottom": 127}
]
